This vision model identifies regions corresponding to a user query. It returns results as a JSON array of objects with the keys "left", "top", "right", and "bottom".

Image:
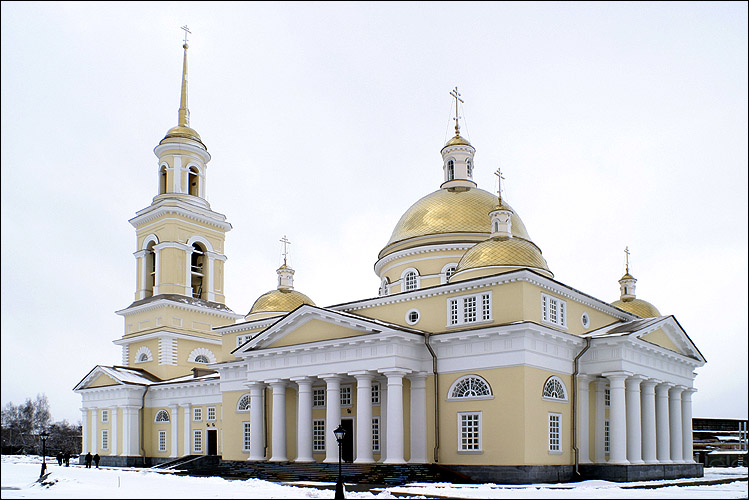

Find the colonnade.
[
  {"left": 246, "top": 369, "right": 428, "bottom": 464},
  {"left": 80, "top": 405, "right": 140, "bottom": 456},
  {"left": 578, "top": 372, "right": 695, "bottom": 465}
]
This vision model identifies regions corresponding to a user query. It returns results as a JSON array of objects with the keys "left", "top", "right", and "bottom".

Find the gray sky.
[{"left": 2, "top": 2, "right": 747, "bottom": 424}]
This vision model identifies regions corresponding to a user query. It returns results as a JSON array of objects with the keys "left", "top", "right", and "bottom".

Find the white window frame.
[
  {"left": 313, "top": 419, "right": 326, "bottom": 452},
  {"left": 155, "top": 409, "right": 170, "bottom": 423},
  {"left": 401, "top": 268, "right": 420, "bottom": 292},
  {"left": 242, "top": 422, "right": 251, "bottom": 452},
  {"left": 447, "top": 291, "right": 492, "bottom": 327},
  {"left": 447, "top": 375, "right": 494, "bottom": 401},
  {"left": 372, "top": 417, "right": 380, "bottom": 453},
  {"left": 193, "top": 430, "right": 203, "bottom": 453},
  {"left": 101, "top": 409, "right": 108, "bottom": 423},
  {"left": 541, "top": 293, "right": 567, "bottom": 328},
  {"left": 548, "top": 413, "right": 562, "bottom": 454},
  {"left": 405, "top": 308, "right": 420, "bottom": 325},
  {"left": 237, "top": 394, "right": 251, "bottom": 412},
  {"left": 542, "top": 376, "right": 569, "bottom": 402},
  {"left": 237, "top": 334, "right": 253, "bottom": 348},
  {"left": 193, "top": 407, "right": 202, "bottom": 422},
  {"left": 604, "top": 419, "right": 610, "bottom": 454},
  {"left": 605, "top": 388, "right": 610, "bottom": 407},
  {"left": 313, "top": 387, "right": 326, "bottom": 408},
  {"left": 340, "top": 385, "right": 353, "bottom": 407},
  {"left": 371, "top": 382, "right": 380, "bottom": 406},
  {"left": 101, "top": 429, "right": 109, "bottom": 450},
  {"left": 440, "top": 263, "right": 458, "bottom": 284},
  {"left": 159, "top": 430, "right": 167, "bottom": 452},
  {"left": 207, "top": 407, "right": 216, "bottom": 421},
  {"left": 379, "top": 278, "right": 389, "bottom": 297},
  {"left": 458, "top": 411, "right": 482, "bottom": 452}
]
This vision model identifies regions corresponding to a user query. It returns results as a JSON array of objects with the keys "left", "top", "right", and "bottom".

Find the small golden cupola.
[
  {"left": 245, "top": 237, "right": 315, "bottom": 321},
  {"left": 450, "top": 169, "right": 553, "bottom": 282},
  {"left": 441, "top": 87, "right": 477, "bottom": 191},
  {"left": 611, "top": 247, "right": 661, "bottom": 318}
]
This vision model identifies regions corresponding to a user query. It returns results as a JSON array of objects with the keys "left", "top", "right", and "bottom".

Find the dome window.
[
  {"left": 447, "top": 160, "right": 455, "bottom": 181},
  {"left": 379, "top": 278, "right": 389, "bottom": 296},
  {"left": 190, "top": 243, "right": 205, "bottom": 299},
  {"left": 158, "top": 165, "right": 168, "bottom": 194},
  {"left": 188, "top": 166, "right": 200, "bottom": 197},
  {"left": 467, "top": 159, "right": 473, "bottom": 177},
  {"left": 403, "top": 270, "right": 419, "bottom": 291}
]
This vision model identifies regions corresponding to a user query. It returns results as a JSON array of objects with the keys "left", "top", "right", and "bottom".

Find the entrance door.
[
  {"left": 341, "top": 419, "right": 354, "bottom": 462},
  {"left": 207, "top": 429, "right": 218, "bottom": 456}
]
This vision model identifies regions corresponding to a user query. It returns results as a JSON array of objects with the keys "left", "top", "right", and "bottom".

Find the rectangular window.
[
  {"left": 101, "top": 410, "right": 109, "bottom": 423},
  {"left": 242, "top": 422, "right": 251, "bottom": 452},
  {"left": 313, "top": 419, "right": 326, "bottom": 452},
  {"left": 207, "top": 407, "right": 216, "bottom": 421},
  {"left": 371, "top": 382, "right": 380, "bottom": 405},
  {"left": 237, "top": 334, "right": 252, "bottom": 347},
  {"left": 458, "top": 412, "right": 481, "bottom": 451},
  {"left": 549, "top": 413, "right": 561, "bottom": 453},
  {"left": 604, "top": 420, "right": 610, "bottom": 454},
  {"left": 101, "top": 429, "right": 109, "bottom": 450},
  {"left": 340, "top": 386, "right": 352, "bottom": 407},
  {"left": 372, "top": 417, "right": 380, "bottom": 453},
  {"left": 193, "top": 407, "right": 202, "bottom": 421},
  {"left": 447, "top": 292, "right": 492, "bottom": 327},
  {"left": 313, "top": 387, "right": 326, "bottom": 408},
  {"left": 194, "top": 430, "right": 203, "bottom": 453},
  {"left": 541, "top": 293, "right": 567, "bottom": 328},
  {"left": 159, "top": 430, "right": 167, "bottom": 452},
  {"left": 605, "top": 389, "right": 610, "bottom": 407}
]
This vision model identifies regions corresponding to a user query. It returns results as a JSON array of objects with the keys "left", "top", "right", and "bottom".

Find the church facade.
[{"left": 73, "top": 42, "right": 706, "bottom": 483}]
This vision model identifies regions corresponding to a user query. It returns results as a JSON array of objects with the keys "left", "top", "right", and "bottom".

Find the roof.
[{"left": 121, "top": 293, "right": 237, "bottom": 313}]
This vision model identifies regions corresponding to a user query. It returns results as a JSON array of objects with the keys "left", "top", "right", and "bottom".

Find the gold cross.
[
  {"left": 450, "top": 87, "right": 463, "bottom": 134},
  {"left": 624, "top": 246, "right": 631, "bottom": 273},
  {"left": 280, "top": 235, "right": 291, "bottom": 265},
  {"left": 181, "top": 25, "right": 191, "bottom": 45},
  {"left": 495, "top": 168, "right": 505, "bottom": 204}
]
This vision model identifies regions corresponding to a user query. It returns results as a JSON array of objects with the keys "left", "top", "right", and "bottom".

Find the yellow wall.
[{"left": 641, "top": 328, "right": 682, "bottom": 354}]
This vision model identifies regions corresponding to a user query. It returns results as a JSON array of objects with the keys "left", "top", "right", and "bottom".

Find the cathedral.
[{"left": 74, "top": 40, "right": 706, "bottom": 483}]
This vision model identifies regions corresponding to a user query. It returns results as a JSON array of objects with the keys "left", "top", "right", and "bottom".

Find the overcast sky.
[{"left": 2, "top": 2, "right": 747, "bottom": 425}]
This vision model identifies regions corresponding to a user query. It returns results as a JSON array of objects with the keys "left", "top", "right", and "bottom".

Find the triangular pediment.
[
  {"left": 73, "top": 365, "right": 161, "bottom": 391},
  {"left": 595, "top": 316, "right": 705, "bottom": 363},
  {"left": 236, "top": 305, "right": 423, "bottom": 353}
]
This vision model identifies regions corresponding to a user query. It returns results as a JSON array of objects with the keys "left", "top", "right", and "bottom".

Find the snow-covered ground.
[{"left": 1, "top": 455, "right": 746, "bottom": 499}]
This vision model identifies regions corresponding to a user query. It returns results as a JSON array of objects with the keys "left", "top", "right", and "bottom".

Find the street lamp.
[
  {"left": 39, "top": 430, "right": 49, "bottom": 478},
  {"left": 333, "top": 423, "right": 346, "bottom": 500}
]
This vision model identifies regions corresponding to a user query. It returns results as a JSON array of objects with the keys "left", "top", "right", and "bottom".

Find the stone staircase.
[{"left": 172, "top": 458, "right": 474, "bottom": 486}]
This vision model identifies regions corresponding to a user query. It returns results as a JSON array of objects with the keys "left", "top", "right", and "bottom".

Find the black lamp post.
[
  {"left": 333, "top": 423, "right": 346, "bottom": 500},
  {"left": 39, "top": 430, "right": 49, "bottom": 478}
]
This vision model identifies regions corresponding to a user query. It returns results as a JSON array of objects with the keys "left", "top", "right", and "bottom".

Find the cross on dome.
[
  {"left": 280, "top": 235, "right": 291, "bottom": 266},
  {"left": 181, "top": 25, "right": 191, "bottom": 46},
  {"left": 450, "top": 87, "right": 464, "bottom": 135}
]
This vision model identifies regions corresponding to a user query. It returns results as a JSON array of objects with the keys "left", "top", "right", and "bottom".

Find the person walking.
[
  {"left": 64, "top": 450, "right": 70, "bottom": 467},
  {"left": 56, "top": 452, "right": 63, "bottom": 466},
  {"left": 85, "top": 452, "right": 92, "bottom": 468},
  {"left": 93, "top": 453, "right": 100, "bottom": 468}
]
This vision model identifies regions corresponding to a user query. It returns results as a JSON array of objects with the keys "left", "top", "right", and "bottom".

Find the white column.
[
  {"left": 594, "top": 379, "right": 607, "bottom": 462},
  {"left": 173, "top": 155, "right": 182, "bottom": 193},
  {"left": 626, "top": 375, "right": 645, "bottom": 464},
  {"left": 180, "top": 403, "right": 191, "bottom": 457},
  {"left": 80, "top": 408, "right": 89, "bottom": 455},
  {"left": 379, "top": 379, "right": 388, "bottom": 463},
  {"left": 640, "top": 379, "right": 658, "bottom": 464},
  {"left": 248, "top": 382, "right": 266, "bottom": 461},
  {"left": 91, "top": 408, "right": 98, "bottom": 454},
  {"left": 321, "top": 374, "right": 342, "bottom": 463},
  {"left": 169, "top": 405, "right": 178, "bottom": 458},
  {"left": 134, "top": 250, "right": 147, "bottom": 300},
  {"left": 603, "top": 372, "right": 629, "bottom": 464},
  {"left": 267, "top": 379, "right": 288, "bottom": 461},
  {"left": 669, "top": 385, "right": 685, "bottom": 463},
  {"left": 351, "top": 371, "right": 375, "bottom": 464},
  {"left": 577, "top": 375, "right": 591, "bottom": 463},
  {"left": 408, "top": 372, "right": 428, "bottom": 463},
  {"left": 682, "top": 388, "right": 696, "bottom": 463},
  {"left": 655, "top": 382, "right": 673, "bottom": 463},
  {"left": 291, "top": 377, "right": 314, "bottom": 462},
  {"left": 110, "top": 407, "right": 118, "bottom": 456},
  {"left": 206, "top": 254, "right": 216, "bottom": 302},
  {"left": 381, "top": 369, "right": 408, "bottom": 464},
  {"left": 153, "top": 247, "right": 161, "bottom": 295}
]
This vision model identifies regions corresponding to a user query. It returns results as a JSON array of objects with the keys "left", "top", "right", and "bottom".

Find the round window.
[
  {"left": 406, "top": 309, "right": 420, "bottom": 325},
  {"left": 581, "top": 312, "right": 590, "bottom": 328}
]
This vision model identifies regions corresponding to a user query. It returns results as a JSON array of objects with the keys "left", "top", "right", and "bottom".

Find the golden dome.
[
  {"left": 160, "top": 125, "right": 206, "bottom": 149},
  {"left": 620, "top": 273, "right": 635, "bottom": 281},
  {"left": 247, "top": 289, "right": 315, "bottom": 317},
  {"left": 453, "top": 236, "right": 552, "bottom": 278},
  {"left": 381, "top": 188, "right": 532, "bottom": 257},
  {"left": 611, "top": 298, "right": 661, "bottom": 318},
  {"left": 443, "top": 134, "right": 472, "bottom": 148}
]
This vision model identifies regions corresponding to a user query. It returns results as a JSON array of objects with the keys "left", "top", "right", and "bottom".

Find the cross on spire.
[
  {"left": 624, "top": 246, "right": 631, "bottom": 273},
  {"left": 280, "top": 235, "right": 291, "bottom": 265},
  {"left": 450, "top": 87, "right": 463, "bottom": 135},
  {"left": 495, "top": 167, "right": 505, "bottom": 205},
  {"left": 181, "top": 25, "right": 191, "bottom": 46}
]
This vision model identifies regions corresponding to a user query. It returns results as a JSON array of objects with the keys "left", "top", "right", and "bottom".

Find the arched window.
[
  {"left": 188, "top": 166, "right": 200, "bottom": 197},
  {"left": 237, "top": 394, "right": 251, "bottom": 412},
  {"left": 542, "top": 376, "right": 568, "bottom": 401},
  {"left": 191, "top": 243, "right": 205, "bottom": 299},
  {"left": 448, "top": 375, "right": 493, "bottom": 399},
  {"left": 138, "top": 353, "right": 149, "bottom": 362},
  {"left": 445, "top": 266, "right": 456, "bottom": 281},
  {"left": 379, "top": 278, "right": 389, "bottom": 297},
  {"left": 194, "top": 354, "right": 209, "bottom": 364},
  {"left": 134, "top": 346, "right": 153, "bottom": 363},
  {"left": 467, "top": 159, "right": 473, "bottom": 177},
  {"left": 188, "top": 347, "right": 216, "bottom": 364},
  {"left": 447, "top": 160, "right": 455, "bottom": 181},
  {"left": 155, "top": 409, "right": 170, "bottom": 423},
  {"left": 403, "top": 270, "right": 418, "bottom": 291},
  {"left": 145, "top": 241, "right": 156, "bottom": 298},
  {"left": 158, "top": 165, "right": 168, "bottom": 194},
  {"left": 493, "top": 221, "right": 499, "bottom": 233},
  {"left": 441, "top": 263, "right": 458, "bottom": 284}
]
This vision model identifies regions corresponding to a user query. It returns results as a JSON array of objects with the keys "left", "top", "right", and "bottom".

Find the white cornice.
[
  {"left": 214, "top": 317, "right": 280, "bottom": 335},
  {"left": 374, "top": 243, "right": 474, "bottom": 275},
  {"left": 378, "top": 232, "right": 489, "bottom": 260},
  {"left": 115, "top": 297, "right": 243, "bottom": 320},
  {"left": 113, "top": 329, "right": 223, "bottom": 346},
  {"left": 129, "top": 202, "right": 232, "bottom": 232}
]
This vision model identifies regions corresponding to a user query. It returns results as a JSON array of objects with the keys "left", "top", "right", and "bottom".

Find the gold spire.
[
  {"left": 178, "top": 25, "right": 191, "bottom": 128},
  {"left": 450, "top": 86, "right": 463, "bottom": 136},
  {"left": 493, "top": 168, "right": 512, "bottom": 211}
]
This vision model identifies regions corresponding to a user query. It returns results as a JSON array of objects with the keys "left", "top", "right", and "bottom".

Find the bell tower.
[{"left": 114, "top": 29, "right": 242, "bottom": 380}]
